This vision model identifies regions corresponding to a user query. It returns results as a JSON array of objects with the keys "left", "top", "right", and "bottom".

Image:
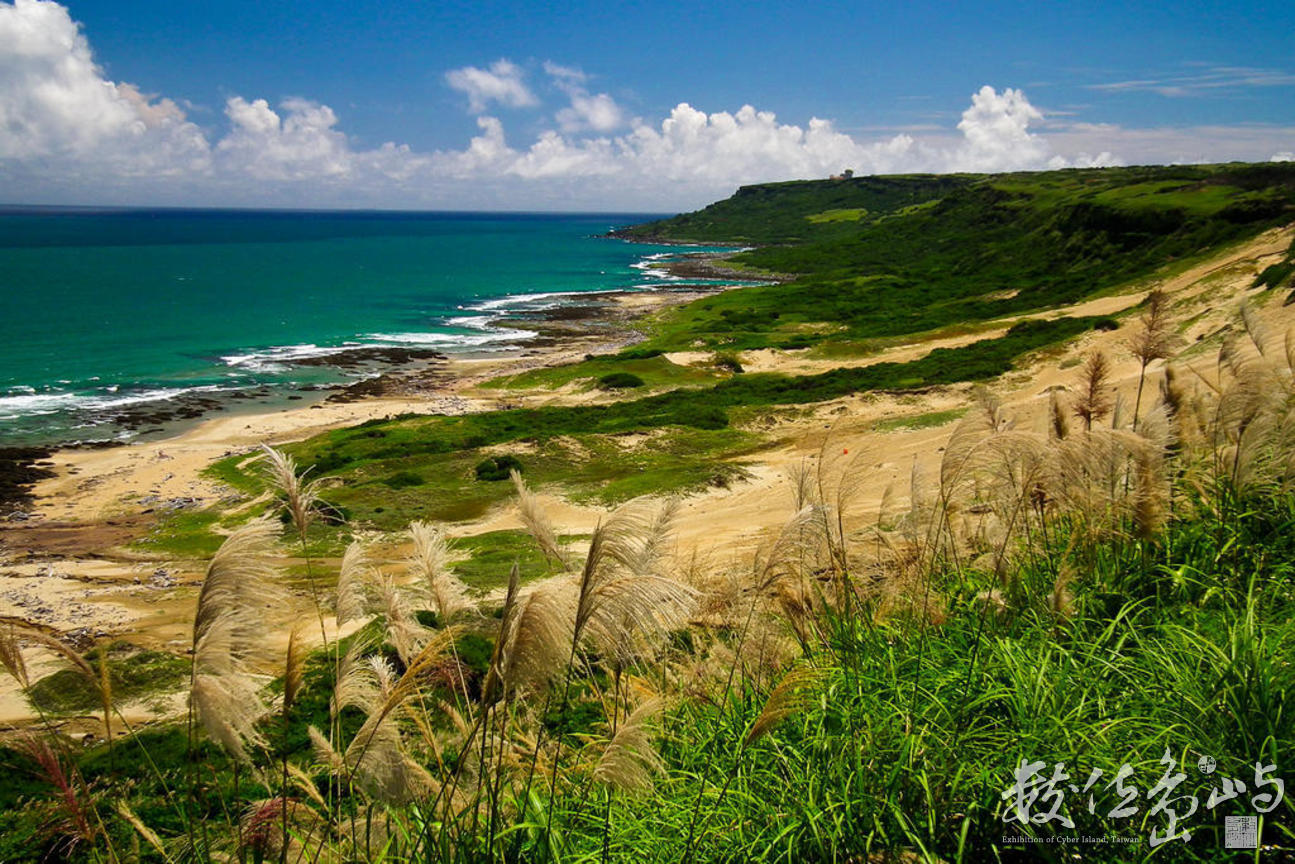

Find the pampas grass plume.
[
  {"left": 593, "top": 697, "right": 666, "bottom": 795},
  {"left": 511, "top": 470, "right": 568, "bottom": 568}
]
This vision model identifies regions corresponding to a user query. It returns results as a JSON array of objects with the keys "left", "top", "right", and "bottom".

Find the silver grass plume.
[
  {"left": 378, "top": 574, "right": 429, "bottom": 666},
  {"left": 480, "top": 563, "right": 521, "bottom": 706},
  {"left": 0, "top": 624, "right": 29, "bottom": 689},
  {"left": 753, "top": 505, "right": 827, "bottom": 593},
  {"left": 193, "top": 519, "right": 282, "bottom": 657},
  {"left": 286, "top": 762, "right": 328, "bottom": 810},
  {"left": 1241, "top": 302, "right": 1269, "bottom": 357},
  {"left": 620, "top": 497, "right": 681, "bottom": 578},
  {"left": 1130, "top": 289, "right": 1176, "bottom": 366},
  {"left": 337, "top": 629, "right": 458, "bottom": 803},
  {"left": 332, "top": 635, "right": 379, "bottom": 718},
  {"left": 507, "top": 493, "right": 694, "bottom": 686},
  {"left": 240, "top": 797, "right": 323, "bottom": 861},
  {"left": 592, "top": 697, "right": 666, "bottom": 795},
  {"left": 335, "top": 540, "right": 374, "bottom": 627},
  {"left": 496, "top": 580, "right": 578, "bottom": 693},
  {"left": 1133, "top": 404, "right": 1173, "bottom": 538},
  {"left": 747, "top": 662, "right": 828, "bottom": 744},
  {"left": 1074, "top": 351, "right": 1113, "bottom": 432},
  {"left": 583, "top": 572, "right": 697, "bottom": 669},
  {"left": 1130, "top": 288, "right": 1179, "bottom": 431},
  {"left": 369, "top": 655, "right": 397, "bottom": 701},
  {"left": 511, "top": 470, "right": 569, "bottom": 567},
  {"left": 1048, "top": 564, "right": 1075, "bottom": 619},
  {"left": 788, "top": 459, "right": 815, "bottom": 511},
  {"left": 190, "top": 519, "right": 284, "bottom": 763},
  {"left": 409, "top": 521, "right": 473, "bottom": 622},
  {"left": 1112, "top": 392, "right": 1127, "bottom": 430},
  {"left": 905, "top": 455, "right": 931, "bottom": 538},
  {"left": 1049, "top": 389, "right": 1071, "bottom": 441},
  {"left": 282, "top": 625, "right": 307, "bottom": 713},
  {"left": 259, "top": 444, "right": 322, "bottom": 543},
  {"left": 115, "top": 802, "right": 167, "bottom": 860},
  {"left": 343, "top": 712, "right": 435, "bottom": 805}
]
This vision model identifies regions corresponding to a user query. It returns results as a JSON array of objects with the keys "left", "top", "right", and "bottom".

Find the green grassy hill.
[
  {"left": 615, "top": 163, "right": 1295, "bottom": 353},
  {"left": 610, "top": 173, "right": 976, "bottom": 244}
]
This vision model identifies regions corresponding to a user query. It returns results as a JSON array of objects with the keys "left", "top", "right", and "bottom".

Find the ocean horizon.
[{"left": 0, "top": 207, "right": 725, "bottom": 447}]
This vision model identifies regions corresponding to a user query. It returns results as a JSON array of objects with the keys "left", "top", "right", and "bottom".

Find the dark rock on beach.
[{"left": 0, "top": 446, "right": 57, "bottom": 512}]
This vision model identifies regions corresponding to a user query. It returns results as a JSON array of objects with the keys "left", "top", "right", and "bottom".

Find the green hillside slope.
[{"left": 615, "top": 163, "right": 1295, "bottom": 352}]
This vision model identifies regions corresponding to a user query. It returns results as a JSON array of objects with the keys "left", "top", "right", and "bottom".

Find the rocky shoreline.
[
  {"left": 0, "top": 447, "right": 58, "bottom": 515},
  {"left": 0, "top": 277, "right": 746, "bottom": 514}
]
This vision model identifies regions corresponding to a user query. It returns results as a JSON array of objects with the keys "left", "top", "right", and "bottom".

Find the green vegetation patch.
[
  {"left": 873, "top": 407, "right": 967, "bottom": 432},
  {"left": 209, "top": 422, "right": 764, "bottom": 531},
  {"left": 200, "top": 454, "right": 264, "bottom": 494},
  {"left": 26, "top": 641, "right": 188, "bottom": 714},
  {"left": 383, "top": 469, "right": 425, "bottom": 489},
  {"left": 597, "top": 371, "right": 645, "bottom": 390},
  {"left": 131, "top": 507, "right": 225, "bottom": 557},
  {"left": 482, "top": 351, "right": 717, "bottom": 392},
  {"left": 611, "top": 174, "right": 973, "bottom": 244},
  {"left": 806, "top": 207, "right": 868, "bottom": 223},
  {"left": 449, "top": 529, "right": 575, "bottom": 591},
  {"left": 474, "top": 454, "right": 523, "bottom": 481}
]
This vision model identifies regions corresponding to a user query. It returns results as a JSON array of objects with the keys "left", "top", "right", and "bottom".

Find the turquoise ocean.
[{"left": 0, "top": 208, "right": 721, "bottom": 447}]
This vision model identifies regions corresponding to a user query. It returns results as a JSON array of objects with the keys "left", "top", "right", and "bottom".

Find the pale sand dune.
[{"left": 2, "top": 225, "right": 1292, "bottom": 726}]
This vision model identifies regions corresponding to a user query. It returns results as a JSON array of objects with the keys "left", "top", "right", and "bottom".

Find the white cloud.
[
  {"left": 556, "top": 91, "right": 625, "bottom": 133},
  {"left": 952, "top": 85, "right": 1048, "bottom": 171},
  {"left": 2, "top": 2, "right": 1294, "bottom": 211},
  {"left": 1274, "top": 152, "right": 1295, "bottom": 163},
  {"left": 542, "top": 61, "right": 586, "bottom": 84},
  {"left": 499, "top": 90, "right": 1066, "bottom": 202},
  {"left": 1042, "top": 121, "right": 1295, "bottom": 168},
  {"left": 217, "top": 97, "right": 353, "bottom": 180},
  {"left": 444, "top": 59, "right": 536, "bottom": 113},
  {"left": 1089, "top": 66, "right": 1295, "bottom": 98},
  {"left": 0, "top": 0, "right": 208, "bottom": 174},
  {"left": 543, "top": 61, "right": 626, "bottom": 134},
  {"left": 429, "top": 115, "right": 515, "bottom": 178}
]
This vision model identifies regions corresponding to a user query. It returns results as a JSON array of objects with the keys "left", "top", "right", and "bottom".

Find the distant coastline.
[
  {"left": 0, "top": 209, "right": 750, "bottom": 450},
  {"left": 0, "top": 250, "right": 753, "bottom": 514}
]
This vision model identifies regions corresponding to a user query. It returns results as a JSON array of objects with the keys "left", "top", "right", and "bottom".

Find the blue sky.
[{"left": 1, "top": 0, "right": 1292, "bottom": 210}]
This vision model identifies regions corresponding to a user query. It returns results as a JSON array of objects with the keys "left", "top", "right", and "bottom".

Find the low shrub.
[
  {"left": 383, "top": 470, "right": 424, "bottom": 489},
  {"left": 597, "top": 372, "right": 646, "bottom": 390},
  {"left": 475, "top": 454, "right": 523, "bottom": 481}
]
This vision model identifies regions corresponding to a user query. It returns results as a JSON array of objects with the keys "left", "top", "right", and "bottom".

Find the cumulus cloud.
[
  {"left": 3, "top": 1, "right": 1294, "bottom": 210},
  {"left": 444, "top": 59, "right": 536, "bottom": 113},
  {"left": 952, "top": 86, "right": 1048, "bottom": 171},
  {"left": 217, "top": 97, "right": 353, "bottom": 180},
  {"left": 429, "top": 115, "right": 515, "bottom": 178},
  {"left": 503, "top": 92, "right": 1066, "bottom": 199},
  {"left": 0, "top": 0, "right": 207, "bottom": 174},
  {"left": 544, "top": 61, "right": 626, "bottom": 133},
  {"left": 1274, "top": 152, "right": 1295, "bottom": 163},
  {"left": 556, "top": 91, "right": 625, "bottom": 133}
]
